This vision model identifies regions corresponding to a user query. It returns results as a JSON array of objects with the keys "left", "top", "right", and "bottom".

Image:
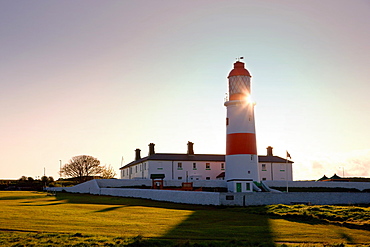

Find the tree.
[
  {"left": 41, "top": 176, "right": 54, "bottom": 186},
  {"left": 101, "top": 165, "right": 117, "bottom": 179},
  {"left": 60, "top": 155, "right": 103, "bottom": 182},
  {"left": 41, "top": 176, "right": 48, "bottom": 186}
]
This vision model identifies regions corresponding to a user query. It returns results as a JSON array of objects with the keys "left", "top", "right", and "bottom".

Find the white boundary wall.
[
  {"left": 102, "top": 188, "right": 220, "bottom": 205},
  {"left": 264, "top": 180, "right": 370, "bottom": 191},
  {"left": 220, "top": 192, "right": 370, "bottom": 206},
  {"left": 94, "top": 179, "right": 226, "bottom": 188},
  {"left": 47, "top": 179, "right": 370, "bottom": 206}
]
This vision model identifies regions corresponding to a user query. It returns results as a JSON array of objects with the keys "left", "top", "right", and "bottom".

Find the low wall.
[
  {"left": 96, "top": 179, "right": 151, "bottom": 188},
  {"left": 264, "top": 180, "right": 370, "bottom": 191},
  {"left": 95, "top": 179, "right": 226, "bottom": 188},
  {"left": 59, "top": 179, "right": 100, "bottom": 194},
  {"left": 220, "top": 192, "right": 370, "bottom": 206},
  {"left": 46, "top": 179, "right": 370, "bottom": 206},
  {"left": 101, "top": 188, "right": 220, "bottom": 205}
]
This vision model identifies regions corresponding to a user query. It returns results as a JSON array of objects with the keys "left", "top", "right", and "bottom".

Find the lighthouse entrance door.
[{"left": 236, "top": 183, "right": 242, "bottom": 192}]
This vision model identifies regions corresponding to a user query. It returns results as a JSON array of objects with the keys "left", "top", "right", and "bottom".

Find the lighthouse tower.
[{"left": 224, "top": 60, "right": 259, "bottom": 192}]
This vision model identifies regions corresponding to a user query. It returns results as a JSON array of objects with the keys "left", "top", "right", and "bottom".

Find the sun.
[{"left": 246, "top": 95, "right": 256, "bottom": 105}]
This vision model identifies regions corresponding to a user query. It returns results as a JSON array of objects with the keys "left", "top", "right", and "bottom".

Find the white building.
[{"left": 120, "top": 143, "right": 293, "bottom": 182}]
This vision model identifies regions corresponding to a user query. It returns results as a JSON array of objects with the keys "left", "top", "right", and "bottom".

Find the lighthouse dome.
[{"left": 228, "top": 61, "right": 251, "bottom": 78}]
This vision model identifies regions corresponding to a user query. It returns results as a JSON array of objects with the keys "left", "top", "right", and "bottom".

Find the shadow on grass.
[
  {"left": 338, "top": 231, "right": 353, "bottom": 243},
  {"left": 19, "top": 201, "right": 66, "bottom": 207},
  {"left": 0, "top": 192, "right": 45, "bottom": 201},
  {"left": 54, "top": 192, "right": 275, "bottom": 246},
  {"left": 55, "top": 192, "right": 210, "bottom": 210},
  {"left": 94, "top": 205, "right": 127, "bottom": 213},
  {"left": 150, "top": 207, "right": 275, "bottom": 246}
]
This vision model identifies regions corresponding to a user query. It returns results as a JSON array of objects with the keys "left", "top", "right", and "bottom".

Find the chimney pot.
[
  {"left": 135, "top": 149, "right": 141, "bottom": 161},
  {"left": 267, "top": 146, "right": 273, "bottom": 156},
  {"left": 148, "top": 143, "right": 155, "bottom": 156},
  {"left": 187, "top": 141, "right": 194, "bottom": 155}
]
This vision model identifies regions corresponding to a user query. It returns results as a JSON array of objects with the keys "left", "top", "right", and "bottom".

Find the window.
[
  {"left": 157, "top": 167, "right": 163, "bottom": 170},
  {"left": 246, "top": 183, "right": 250, "bottom": 191},
  {"left": 262, "top": 164, "right": 266, "bottom": 171},
  {"left": 206, "top": 177, "right": 210, "bottom": 180},
  {"left": 193, "top": 163, "right": 197, "bottom": 170},
  {"left": 280, "top": 164, "right": 285, "bottom": 172},
  {"left": 262, "top": 178, "right": 266, "bottom": 181},
  {"left": 251, "top": 155, "right": 253, "bottom": 160},
  {"left": 248, "top": 171, "right": 250, "bottom": 174},
  {"left": 206, "top": 163, "right": 210, "bottom": 169},
  {"left": 178, "top": 177, "right": 182, "bottom": 180},
  {"left": 177, "top": 162, "right": 182, "bottom": 170},
  {"left": 221, "top": 163, "right": 225, "bottom": 170},
  {"left": 135, "top": 166, "right": 137, "bottom": 173},
  {"left": 226, "top": 118, "right": 229, "bottom": 125}
]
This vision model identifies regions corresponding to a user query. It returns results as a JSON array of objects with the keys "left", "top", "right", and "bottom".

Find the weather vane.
[{"left": 236, "top": 57, "right": 244, "bottom": 62}]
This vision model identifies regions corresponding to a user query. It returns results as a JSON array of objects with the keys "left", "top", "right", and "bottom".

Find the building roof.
[
  {"left": 330, "top": 173, "right": 342, "bottom": 179},
  {"left": 258, "top": 155, "right": 294, "bottom": 163},
  {"left": 120, "top": 153, "right": 293, "bottom": 169},
  {"left": 317, "top": 175, "right": 329, "bottom": 181},
  {"left": 216, "top": 172, "right": 225, "bottom": 178}
]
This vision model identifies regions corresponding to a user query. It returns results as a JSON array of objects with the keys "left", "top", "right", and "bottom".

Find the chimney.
[
  {"left": 148, "top": 143, "right": 155, "bottom": 156},
  {"left": 135, "top": 148, "right": 141, "bottom": 161},
  {"left": 187, "top": 141, "right": 194, "bottom": 155},
  {"left": 267, "top": 146, "right": 273, "bottom": 156}
]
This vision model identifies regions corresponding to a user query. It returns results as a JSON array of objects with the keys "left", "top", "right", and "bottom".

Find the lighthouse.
[{"left": 224, "top": 60, "right": 259, "bottom": 192}]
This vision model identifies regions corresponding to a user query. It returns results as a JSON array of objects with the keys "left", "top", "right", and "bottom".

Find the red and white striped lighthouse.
[{"left": 224, "top": 60, "right": 259, "bottom": 192}]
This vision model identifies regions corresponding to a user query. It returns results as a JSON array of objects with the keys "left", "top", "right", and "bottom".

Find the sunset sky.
[{"left": 1, "top": 0, "right": 369, "bottom": 180}]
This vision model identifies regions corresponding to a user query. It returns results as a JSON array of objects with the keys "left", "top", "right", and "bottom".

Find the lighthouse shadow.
[{"left": 150, "top": 205, "right": 274, "bottom": 246}]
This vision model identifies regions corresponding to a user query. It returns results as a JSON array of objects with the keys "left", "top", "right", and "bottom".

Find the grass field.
[
  {"left": 0, "top": 191, "right": 369, "bottom": 246},
  {"left": 245, "top": 204, "right": 370, "bottom": 229}
]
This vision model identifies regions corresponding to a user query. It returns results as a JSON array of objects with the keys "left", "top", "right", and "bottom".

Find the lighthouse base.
[{"left": 227, "top": 179, "right": 254, "bottom": 193}]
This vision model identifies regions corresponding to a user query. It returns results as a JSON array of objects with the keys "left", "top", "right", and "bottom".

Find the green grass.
[
  {"left": 0, "top": 191, "right": 370, "bottom": 246},
  {"left": 244, "top": 204, "right": 370, "bottom": 229}
]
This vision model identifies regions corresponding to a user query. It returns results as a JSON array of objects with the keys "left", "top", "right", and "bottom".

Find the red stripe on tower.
[{"left": 226, "top": 133, "right": 257, "bottom": 155}]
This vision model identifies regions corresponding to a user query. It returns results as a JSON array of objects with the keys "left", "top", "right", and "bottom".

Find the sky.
[{"left": 0, "top": 0, "right": 369, "bottom": 181}]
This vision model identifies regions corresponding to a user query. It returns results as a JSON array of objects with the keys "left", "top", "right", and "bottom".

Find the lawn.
[{"left": 0, "top": 191, "right": 369, "bottom": 246}]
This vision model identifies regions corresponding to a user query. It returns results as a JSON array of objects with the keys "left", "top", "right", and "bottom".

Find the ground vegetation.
[{"left": 0, "top": 191, "right": 369, "bottom": 246}]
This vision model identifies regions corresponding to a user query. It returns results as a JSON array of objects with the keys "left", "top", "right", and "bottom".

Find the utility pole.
[{"left": 59, "top": 160, "right": 62, "bottom": 179}]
